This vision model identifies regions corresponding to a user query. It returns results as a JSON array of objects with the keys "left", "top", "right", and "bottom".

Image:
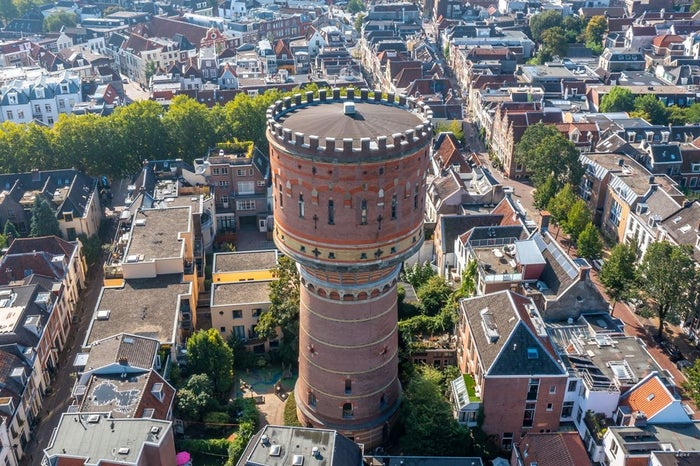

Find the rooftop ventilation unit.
[{"left": 343, "top": 101, "right": 355, "bottom": 115}]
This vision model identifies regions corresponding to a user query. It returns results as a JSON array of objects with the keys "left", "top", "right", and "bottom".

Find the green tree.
[
  {"left": 562, "top": 15, "right": 584, "bottom": 43},
  {"left": 102, "top": 5, "right": 125, "bottom": 15},
  {"left": 457, "top": 260, "right": 478, "bottom": 298},
  {"left": 400, "top": 261, "right": 436, "bottom": 289},
  {"left": 162, "top": 95, "right": 216, "bottom": 163},
  {"left": 693, "top": 0, "right": 700, "bottom": 13},
  {"left": 354, "top": 12, "right": 365, "bottom": 33},
  {"left": 144, "top": 60, "right": 157, "bottom": 83},
  {"left": 637, "top": 242, "right": 698, "bottom": 339},
  {"left": 529, "top": 10, "right": 563, "bottom": 42},
  {"left": 222, "top": 90, "right": 283, "bottom": 152},
  {"left": 176, "top": 373, "right": 215, "bottom": 421},
  {"left": 254, "top": 255, "right": 300, "bottom": 364},
  {"left": 400, "top": 365, "right": 473, "bottom": 456},
  {"left": 416, "top": 275, "right": 452, "bottom": 316},
  {"left": 599, "top": 87, "right": 635, "bottom": 113},
  {"left": 43, "top": 10, "right": 76, "bottom": 32},
  {"left": 686, "top": 102, "right": 700, "bottom": 123},
  {"left": 540, "top": 27, "right": 568, "bottom": 61},
  {"left": 683, "top": 359, "right": 700, "bottom": 405},
  {"left": 0, "top": 0, "right": 18, "bottom": 24},
  {"left": 585, "top": 15, "right": 607, "bottom": 47},
  {"left": 3, "top": 220, "right": 19, "bottom": 241},
  {"left": 599, "top": 242, "right": 637, "bottom": 314},
  {"left": 514, "top": 123, "right": 583, "bottom": 189},
  {"left": 78, "top": 233, "right": 102, "bottom": 266},
  {"left": 534, "top": 173, "right": 559, "bottom": 210},
  {"left": 347, "top": 0, "right": 365, "bottom": 14},
  {"left": 30, "top": 196, "right": 60, "bottom": 237},
  {"left": 563, "top": 199, "right": 592, "bottom": 244},
  {"left": 186, "top": 328, "right": 234, "bottom": 396},
  {"left": 668, "top": 106, "right": 689, "bottom": 126},
  {"left": 435, "top": 120, "right": 464, "bottom": 141},
  {"left": 547, "top": 184, "right": 577, "bottom": 238},
  {"left": 577, "top": 222, "right": 602, "bottom": 260},
  {"left": 52, "top": 114, "right": 119, "bottom": 176},
  {"left": 109, "top": 101, "right": 168, "bottom": 171},
  {"left": 632, "top": 95, "right": 669, "bottom": 125}
]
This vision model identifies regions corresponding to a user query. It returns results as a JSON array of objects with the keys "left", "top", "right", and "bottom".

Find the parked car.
[
  {"left": 676, "top": 359, "right": 693, "bottom": 371},
  {"left": 660, "top": 339, "right": 684, "bottom": 362}
]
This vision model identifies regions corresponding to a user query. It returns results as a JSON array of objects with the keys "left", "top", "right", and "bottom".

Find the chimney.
[
  {"left": 649, "top": 175, "right": 655, "bottom": 184},
  {"left": 618, "top": 158, "right": 624, "bottom": 167},
  {"left": 539, "top": 211, "right": 550, "bottom": 233},
  {"left": 579, "top": 264, "right": 591, "bottom": 281}
]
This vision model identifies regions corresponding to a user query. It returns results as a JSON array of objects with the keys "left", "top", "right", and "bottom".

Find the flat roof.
[
  {"left": 585, "top": 153, "right": 677, "bottom": 196},
  {"left": 276, "top": 101, "right": 425, "bottom": 142},
  {"left": 212, "top": 280, "right": 273, "bottom": 306},
  {"left": 125, "top": 207, "right": 190, "bottom": 262},
  {"left": 213, "top": 250, "right": 278, "bottom": 273},
  {"left": 80, "top": 373, "right": 150, "bottom": 417},
  {"left": 85, "top": 275, "right": 191, "bottom": 346},
  {"left": 44, "top": 413, "right": 170, "bottom": 464},
  {"left": 240, "top": 425, "right": 362, "bottom": 466}
]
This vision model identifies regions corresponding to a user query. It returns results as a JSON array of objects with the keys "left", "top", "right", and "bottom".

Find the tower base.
[{"left": 294, "top": 384, "right": 400, "bottom": 451}]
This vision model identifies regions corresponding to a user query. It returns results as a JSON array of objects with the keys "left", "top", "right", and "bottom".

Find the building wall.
[{"left": 482, "top": 375, "right": 568, "bottom": 447}]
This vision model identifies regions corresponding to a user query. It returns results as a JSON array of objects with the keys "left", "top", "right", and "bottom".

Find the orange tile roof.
[
  {"left": 620, "top": 375, "right": 673, "bottom": 420},
  {"left": 516, "top": 432, "right": 592, "bottom": 466}
]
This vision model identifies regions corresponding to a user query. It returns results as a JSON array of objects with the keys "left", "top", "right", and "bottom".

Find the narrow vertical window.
[
  {"left": 345, "top": 378, "right": 351, "bottom": 394},
  {"left": 328, "top": 199, "right": 335, "bottom": 224},
  {"left": 413, "top": 186, "right": 419, "bottom": 209},
  {"left": 278, "top": 185, "right": 283, "bottom": 208},
  {"left": 299, "top": 194, "right": 304, "bottom": 218},
  {"left": 360, "top": 199, "right": 368, "bottom": 225},
  {"left": 391, "top": 194, "right": 397, "bottom": 219}
]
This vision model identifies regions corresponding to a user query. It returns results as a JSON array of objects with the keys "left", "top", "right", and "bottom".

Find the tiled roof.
[
  {"left": 652, "top": 34, "right": 684, "bottom": 48},
  {"left": 461, "top": 290, "right": 564, "bottom": 376},
  {"left": 516, "top": 432, "right": 592, "bottom": 466},
  {"left": 619, "top": 373, "right": 674, "bottom": 420},
  {"left": 5, "top": 236, "right": 76, "bottom": 257}
]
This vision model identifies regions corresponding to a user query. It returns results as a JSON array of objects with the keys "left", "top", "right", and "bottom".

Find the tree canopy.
[
  {"left": 43, "top": 11, "right": 77, "bottom": 32},
  {"left": 584, "top": 15, "right": 607, "bottom": 54},
  {"left": 631, "top": 95, "right": 669, "bottom": 125},
  {"left": 577, "top": 222, "right": 603, "bottom": 260},
  {"left": 30, "top": 196, "right": 61, "bottom": 237},
  {"left": 599, "top": 242, "right": 637, "bottom": 313},
  {"left": 563, "top": 199, "right": 592, "bottom": 244},
  {"left": 0, "top": 91, "right": 290, "bottom": 178},
  {"left": 254, "top": 255, "right": 300, "bottom": 363},
  {"left": 637, "top": 242, "right": 698, "bottom": 338},
  {"left": 599, "top": 87, "right": 634, "bottom": 113},
  {"left": 529, "top": 10, "right": 563, "bottom": 42},
  {"left": 347, "top": 0, "right": 365, "bottom": 14},
  {"left": 515, "top": 123, "right": 583, "bottom": 190},
  {"left": 176, "top": 373, "right": 215, "bottom": 421},
  {"left": 186, "top": 328, "right": 234, "bottom": 396}
]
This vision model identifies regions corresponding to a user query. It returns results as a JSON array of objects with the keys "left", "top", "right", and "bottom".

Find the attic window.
[
  {"left": 63, "top": 212, "right": 73, "bottom": 222},
  {"left": 7, "top": 92, "right": 17, "bottom": 105},
  {"left": 647, "top": 393, "right": 655, "bottom": 401},
  {"left": 480, "top": 308, "right": 499, "bottom": 343},
  {"left": 527, "top": 347, "right": 538, "bottom": 359},
  {"left": 152, "top": 382, "right": 164, "bottom": 401}
]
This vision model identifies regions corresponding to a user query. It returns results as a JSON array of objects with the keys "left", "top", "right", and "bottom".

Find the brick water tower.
[{"left": 266, "top": 88, "right": 432, "bottom": 448}]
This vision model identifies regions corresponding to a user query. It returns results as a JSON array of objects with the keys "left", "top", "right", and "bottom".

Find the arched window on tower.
[
  {"left": 342, "top": 402, "right": 353, "bottom": 418},
  {"left": 360, "top": 199, "right": 367, "bottom": 225},
  {"left": 299, "top": 194, "right": 304, "bottom": 218},
  {"left": 391, "top": 194, "right": 397, "bottom": 219},
  {"left": 328, "top": 199, "right": 335, "bottom": 225}
]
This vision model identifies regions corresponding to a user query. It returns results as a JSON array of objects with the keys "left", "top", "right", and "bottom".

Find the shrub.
[{"left": 284, "top": 392, "right": 303, "bottom": 427}]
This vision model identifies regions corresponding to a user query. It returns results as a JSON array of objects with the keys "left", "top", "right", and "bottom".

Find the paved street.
[{"left": 20, "top": 259, "right": 106, "bottom": 466}]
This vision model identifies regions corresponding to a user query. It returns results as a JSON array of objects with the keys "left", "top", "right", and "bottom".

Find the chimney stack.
[{"left": 539, "top": 211, "right": 550, "bottom": 233}]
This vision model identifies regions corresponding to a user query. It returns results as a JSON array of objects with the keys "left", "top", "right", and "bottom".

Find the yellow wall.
[{"left": 213, "top": 269, "right": 275, "bottom": 283}]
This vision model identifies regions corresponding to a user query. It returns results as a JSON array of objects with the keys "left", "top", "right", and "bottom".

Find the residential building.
[
  {"left": 511, "top": 431, "right": 592, "bottom": 466},
  {"left": 237, "top": 425, "right": 363, "bottom": 466},
  {"left": 194, "top": 146, "right": 270, "bottom": 236},
  {"left": 0, "top": 282, "right": 63, "bottom": 464},
  {"left": 211, "top": 280, "right": 277, "bottom": 351},
  {"left": 615, "top": 373, "right": 692, "bottom": 425},
  {"left": 0, "top": 169, "right": 102, "bottom": 240},
  {"left": 603, "top": 422, "right": 700, "bottom": 466},
  {"left": 455, "top": 290, "right": 568, "bottom": 449},
  {"left": 43, "top": 413, "right": 176, "bottom": 466},
  {"left": 0, "top": 68, "right": 82, "bottom": 126},
  {"left": 212, "top": 250, "right": 277, "bottom": 283}
]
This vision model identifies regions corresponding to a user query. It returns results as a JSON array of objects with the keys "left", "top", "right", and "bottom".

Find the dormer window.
[
  {"left": 152, "top": 382, "right": 164, "bottom": 401},
  {"left": 35, "top": 87, "right": 44, "bottom": 99},
  {"left": 7, "top": 92, "right": 17, "bottom": 105}
]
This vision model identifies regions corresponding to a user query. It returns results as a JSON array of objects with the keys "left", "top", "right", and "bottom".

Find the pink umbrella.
[{"left": 176, "top": 451, "right": 191, "bottom": 466}]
